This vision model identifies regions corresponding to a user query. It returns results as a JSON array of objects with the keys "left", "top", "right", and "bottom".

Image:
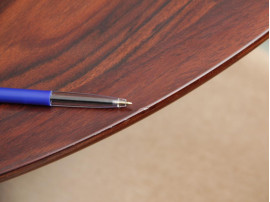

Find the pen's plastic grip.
[{"left": 0, "top": 88, "right": 52, "bottom": 106}]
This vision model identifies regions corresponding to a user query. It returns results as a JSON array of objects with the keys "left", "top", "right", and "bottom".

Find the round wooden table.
[{"left": 0, "top": 0, "right": 268, "bottom": 181}]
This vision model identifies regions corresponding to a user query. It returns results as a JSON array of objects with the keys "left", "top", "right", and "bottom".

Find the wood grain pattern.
[{"left": 0, "top": 0, "right": 268, "bottom": 181}]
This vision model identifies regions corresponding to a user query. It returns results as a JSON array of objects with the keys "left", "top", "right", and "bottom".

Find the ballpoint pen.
[{"left": 0, "top": 87, "right": 132, "bottom": 108}]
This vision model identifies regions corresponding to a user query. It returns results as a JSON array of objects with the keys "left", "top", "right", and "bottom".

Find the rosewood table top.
[{"left": 0, "top": 0, "right": 268, "bottom": 181}]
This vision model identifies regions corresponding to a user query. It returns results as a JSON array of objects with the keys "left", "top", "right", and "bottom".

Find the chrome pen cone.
[{"left": 51, "top": 92, "right": 132, "bottom": 108}]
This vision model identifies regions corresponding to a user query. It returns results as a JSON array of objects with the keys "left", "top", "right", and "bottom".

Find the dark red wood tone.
[{"left": 0, "top": 0, "right": 268, "bottom": 181}]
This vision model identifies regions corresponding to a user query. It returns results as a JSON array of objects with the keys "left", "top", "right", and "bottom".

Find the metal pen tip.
[{"left": 115, "top": 100, "right": 132, "bottom": 105}]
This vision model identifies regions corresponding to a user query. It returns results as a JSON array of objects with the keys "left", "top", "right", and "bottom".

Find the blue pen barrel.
[{"left": 0, "top": 88, "right": 52, "bottom": 106}]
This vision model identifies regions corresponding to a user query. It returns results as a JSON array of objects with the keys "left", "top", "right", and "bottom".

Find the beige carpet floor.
[{"left": 0, "top": 43, "right": 268, "bottom": 202}]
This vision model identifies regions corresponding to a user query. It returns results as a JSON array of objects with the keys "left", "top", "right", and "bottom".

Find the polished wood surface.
[{"left": 0, "top": 0, "right": 268, "bottom": 181}]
